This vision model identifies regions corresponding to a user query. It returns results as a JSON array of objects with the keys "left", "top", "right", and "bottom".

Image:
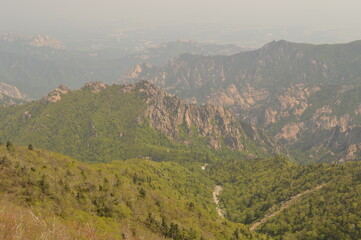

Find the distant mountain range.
[
  {"left": 0, "top": 33, "right": 247, "bottom": 99},
  {"left": 0, "top": 32, "right": 66, "bottom": 49},
  {"left": 121, "top": 39, "right": 361, "bottom": 163},
  {"left": 2, "top": 35, "right": 361, "bottom": 240},
  {"left": 2, "top": 34, "right": 361, "bottom": 163}
]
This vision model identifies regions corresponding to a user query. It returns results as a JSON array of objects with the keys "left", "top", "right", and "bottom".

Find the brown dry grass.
[{"left": 0, "top": 201, "right": 111, "bottom": 240}]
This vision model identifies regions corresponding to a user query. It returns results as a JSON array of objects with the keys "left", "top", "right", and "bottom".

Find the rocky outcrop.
[
  {"left": 275, "top": 123, "right": 304, "bottom": 143},
  {"left": 0, "top": 33, "right": 65, "bottom": 49},
  {"left": 41, "top": 85, "right": 70, "bottom": 103},
  {"left": 355, "top": 104, "right": 361, "bottom": 115},
  {"left": 123, "top": 80, "right": 277, "bottom": 152},
  {"left": 207, "top": 83, "right": 269, "bottom": 112},
  {"left": 81, "top": 81, "right": 107, "bottom": 93},
  {"left": 0, "top": 82, "right": 28, "bottom": 106},
  {"left": 30, "top": 34, "right": 65, "bottom": 49},
  {"left": 0, "top": 82, "right": 27, "bottom": 100}
]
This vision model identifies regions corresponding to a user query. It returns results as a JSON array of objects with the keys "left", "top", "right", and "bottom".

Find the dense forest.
[
  {"left": 1, "top": 82, "right": 361, "bottom": 239},
  {"left": 208, "top": 156, "right": 361, "bottom": 239},
  {"left": 0, "top": 145, "right": 266, "bottom": 240}
]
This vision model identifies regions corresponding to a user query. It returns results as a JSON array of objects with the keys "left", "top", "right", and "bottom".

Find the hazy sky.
[{"left": 2, "top": 0, "right": 361, "bottom": 32}]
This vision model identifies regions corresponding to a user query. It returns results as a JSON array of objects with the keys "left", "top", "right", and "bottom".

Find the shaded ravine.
[
  {"left": 250, "top": 184, "right": 326, "bottom": 231},
  {"left": 213, "top": 185, "right": 227, "bottom": 218}
]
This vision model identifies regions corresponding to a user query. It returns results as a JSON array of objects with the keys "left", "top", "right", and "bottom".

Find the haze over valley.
[{"left": 1, "top": 1, "right": 361, "bottom": 239}]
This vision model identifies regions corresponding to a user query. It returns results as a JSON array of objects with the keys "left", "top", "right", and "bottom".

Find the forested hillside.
[
  {"left": 208, "top": 156, "right": 361, "bottom": 239},
  {"left": 0, "top": 81, "right": 276, "bottom": 163},
  {"left": 1, "top": 80, "right": 361, "bottom": 239},
  {"left": 0, "top": 145, "right": 264, "bottom": 240}
]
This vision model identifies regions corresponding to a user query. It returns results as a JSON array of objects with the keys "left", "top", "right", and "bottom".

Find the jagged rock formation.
[
  {"left": 124, "top": 80, "right": 278, "bottom": 152},
  {"left": 0, "top": 33, "right": 250, "bottom": 99},
  {"left": 81, "top": 81, "right": 107, "bottom": 93},
  {"left": 121, "top": 40, "right": 361, "bottom": 163},
  {"left": 41, "top": 85, "right": 70, "bottom": 103},
  {"left": 29, "top": 34, "right": 65, "bottom": 49},
  {"left": 0, "top": 82, "right": 27, "bottom": 100},
  {"left": 0, "top": 33, "right": 65, "bottom": 49},
  {"left": 0, "top": 80, "right": 278, "bottom": 162},
  {"left": 0, "top": 82, "right": 28, "bottom": 106}
]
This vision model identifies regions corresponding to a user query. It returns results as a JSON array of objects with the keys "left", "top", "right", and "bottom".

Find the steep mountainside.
[
  {"left": 0, "top": 82, "right": 28, "bottom": 106},
  {"left": 0, "top": 81, "right": 276, "bottom": 163},
  {"left": 121, "top": 40, "right": 361, "bottom": 163}
]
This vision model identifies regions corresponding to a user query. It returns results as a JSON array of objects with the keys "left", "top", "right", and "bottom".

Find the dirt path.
[
  {"left": 213, "top": 185, "right": 227, "bottom": 218},
  {"left": 250, "top": 184, "right": 326, "bottom": 231}
]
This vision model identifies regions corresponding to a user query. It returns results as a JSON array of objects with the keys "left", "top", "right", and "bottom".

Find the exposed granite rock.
[
  {"left": 0, "top": 82, "right": 28, "bottom": 106},
  {"left": 275, "top": 123, "right": 304, "bottom": 143},
  {"left": 0, "top": 32, "right": 65, "bottom": 49},
  {"left": 81, "top": 81, "right": 107, "bottom": 93},
  {"left": 355, "top": 104, "right": 361, "bottom": 115},
  {"left": 312, "top": 106, "right": 351, "bottom": 132},
  {"left": 120, "top": 40, "right": 361, "bottom": 163},
  {"left": 41, "top": 85, "right": 70, "bottom": 103},
  {"left": 123, "top": 63, "right": 153, "bottom": 80},
  {"left": 207, "top": 83, "right": 269, "bottom": 110},
  {"left": 29, "top": 34, "right": 65, "bottom": 49},
  {"left": 124, "top": 80, "right": 277, "bottom": 152},
  {"left": 22, "top": 111, "right": 32, "bottom": 119},
  {"left": 0, "top": 82, "right": 27, "bottom": 100}
]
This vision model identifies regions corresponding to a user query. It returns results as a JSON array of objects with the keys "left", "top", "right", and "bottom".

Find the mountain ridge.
[
  {"left": 121, "top": 39, "right": 361, "bottom": 163},
  {"left": 0, "top": 80, "right": 277, "bottom": 163}
]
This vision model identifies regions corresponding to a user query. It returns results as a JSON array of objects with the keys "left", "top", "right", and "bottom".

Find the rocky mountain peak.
[
  {"left": 123, "top": 63, "right": 153, "bottom": 80},
  {"left": 121, "top": 79, "right": 169, "bottom": 103},
  {"left": 41, "top": 85, "right": 70, "bottom": 103},
  {"left": 29, "top": 34, "right": 65, "bottom": 49},
  {"left": 81, "top": 81, "right": 107, "bottom": 93},
  {"left": 0, "top": 82, "right": 27, "bottom": 100},
  {"left": 122, "top": 81, "right": 277, "bottom": 152},
  {"left": 0, "top": 32, "right": 65, "bottom": 49},
  {"left": 262, "top": 40, "right": 290, "bottom": 49}
]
